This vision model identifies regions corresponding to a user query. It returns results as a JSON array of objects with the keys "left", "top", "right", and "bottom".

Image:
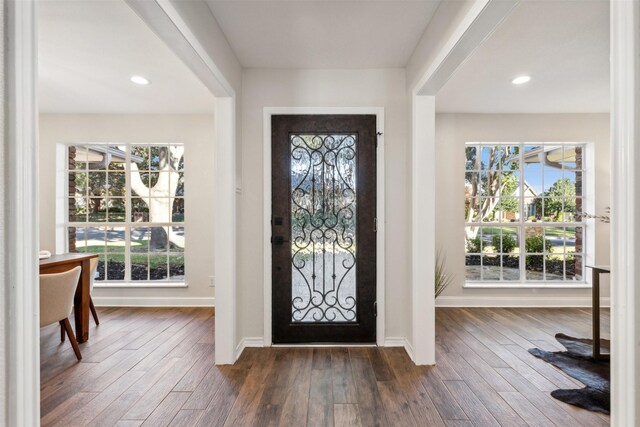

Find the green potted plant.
[{"left": 435, "top": 251, "right": 454, "bottom": 298}]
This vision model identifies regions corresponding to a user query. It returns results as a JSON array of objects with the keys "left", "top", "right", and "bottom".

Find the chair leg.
[
  {"left": 60, "top": 318, "right": 82, "bottom": 361},
  {"left": 60, "top": 323, "right": 65, "bottom": 342},
  {"left": 89, "top": 297, "right": 100, "bottom": 325}
]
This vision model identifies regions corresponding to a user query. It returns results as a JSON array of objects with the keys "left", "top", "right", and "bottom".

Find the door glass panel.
[{"left": 290, "top": 134, "right": 357, "bottom": 322}]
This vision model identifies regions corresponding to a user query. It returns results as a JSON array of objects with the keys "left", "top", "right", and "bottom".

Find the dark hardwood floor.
[{"left": 40, "top": 307, "right": 610, "bottom": 426}]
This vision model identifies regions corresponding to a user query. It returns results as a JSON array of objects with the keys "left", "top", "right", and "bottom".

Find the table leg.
[
  {"left": 74, "top": 259, "right": 91, "bottom": 343},
  {"left": 592, "top": 269, "right": 600, "bottom": 359}
]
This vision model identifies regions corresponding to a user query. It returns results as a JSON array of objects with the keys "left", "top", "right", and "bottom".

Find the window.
[
  {"left": 65, "top": 144, "right": 185, "bottom": 284},
  {"left": 464, "top": 144, "right": 585, "bottom": 284}
]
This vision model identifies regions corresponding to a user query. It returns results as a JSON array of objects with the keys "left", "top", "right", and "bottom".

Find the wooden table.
[
  {"left": 39, "top": 253, "right": 98, "bottom": 343},
  {"left": 587, "top": 265, "right": 610, "bottom": 360}
]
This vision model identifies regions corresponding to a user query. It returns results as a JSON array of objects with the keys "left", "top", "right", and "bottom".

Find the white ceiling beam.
[
  {"left": 125, "top": 0, "right": 235, "bottom": 98},
  {"left": 414, "top": 0, "right": 519, "bottom": 95}
]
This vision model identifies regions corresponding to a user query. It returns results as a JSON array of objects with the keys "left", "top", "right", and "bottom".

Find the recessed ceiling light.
[
  {"left": 130, "top": 76, "right": 150, "bottom": 85},
  {"left": 512, "top": 75, "right": 531, "bottom": 85}
]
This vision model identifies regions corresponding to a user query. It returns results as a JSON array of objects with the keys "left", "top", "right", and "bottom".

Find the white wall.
[
  {"left": 435, "top": 113, "right": 611, "bottom": 304},
  {"left": 38, "top": 114, "right": 216, "bottom": 305},
  {"left": 239, "top": 68, "right": 410, "bottom": 342}
]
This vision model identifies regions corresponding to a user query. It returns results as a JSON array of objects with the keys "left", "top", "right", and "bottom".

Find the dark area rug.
[{"left": 528, "top": 333, "right": 610, "bottom": 414}]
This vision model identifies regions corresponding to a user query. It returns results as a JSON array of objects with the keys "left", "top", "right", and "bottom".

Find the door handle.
[{"left": 271, "top": 236, "right": 290, "bottom": 245}]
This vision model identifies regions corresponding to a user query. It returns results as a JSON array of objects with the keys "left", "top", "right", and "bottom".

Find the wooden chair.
[
  {"left": 59, "top": 258, "right": 100, "bottom": 345},
  {"left": 88, "top": 257, "right": 100, "bottom": 325},
  {"left": 40, "top": 266, "right": 83, "bottom": 360}
]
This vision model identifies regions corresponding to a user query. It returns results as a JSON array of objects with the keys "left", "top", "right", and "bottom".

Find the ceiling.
[
  {"left": 38, "top": 0, "right": 215, "bottom": 114},
  {"left": 205, "top": 0, "right": 441, "bottom": 69},
  {"left": 436, "top": 0, "right": 610, "bottom": 113},
  {"left": 38, "top": 0, "right": 609, "bottom": 115}
]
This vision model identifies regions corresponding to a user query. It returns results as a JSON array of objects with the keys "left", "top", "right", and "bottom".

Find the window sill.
[
  {"left": 464, "top": 282, "right": 591, "bottom": 289},
  {"left": 94, "top": 282, "right": 188, "bottom": 289}
]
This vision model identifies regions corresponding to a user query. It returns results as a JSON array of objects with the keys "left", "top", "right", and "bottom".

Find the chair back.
[
  {"left": 40, "top": 266, "right": 82, "bottom": 328},
  {"left": 89, "top": 257, "right": 99, "bottom": 293}
]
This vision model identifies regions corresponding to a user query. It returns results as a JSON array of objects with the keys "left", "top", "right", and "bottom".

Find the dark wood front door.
[{"left": 271, "top": 114, "right": 377, "bottom": 344}]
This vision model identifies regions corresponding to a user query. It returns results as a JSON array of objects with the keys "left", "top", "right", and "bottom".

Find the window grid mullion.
[
  {"left": 125, "top": 145, "right": 131, "bottom": 283},
  {"left": 519, "top": 145, "right": 525, "bottom": 281}
]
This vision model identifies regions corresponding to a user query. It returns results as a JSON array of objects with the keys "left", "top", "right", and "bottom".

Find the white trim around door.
[{"left": 262, "top": 107, "right": 386, "bottom": 347}]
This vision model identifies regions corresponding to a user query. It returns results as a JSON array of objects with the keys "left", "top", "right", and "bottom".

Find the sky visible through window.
[{"left": 477, "top": 145, "right": 575, "bottom": 195}]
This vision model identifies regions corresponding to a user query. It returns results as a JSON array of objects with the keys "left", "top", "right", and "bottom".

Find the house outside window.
[
  {"left": 65, "top": 143, "right": 185, "bottom": 284},
  {"left": 464, "top": 143, "right": 585, "bottom": 284}
]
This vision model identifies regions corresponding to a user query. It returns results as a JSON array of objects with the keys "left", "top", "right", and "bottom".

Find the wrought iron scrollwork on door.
[{"left": 290, "top": 134, "right": 357, "bottom": 322}]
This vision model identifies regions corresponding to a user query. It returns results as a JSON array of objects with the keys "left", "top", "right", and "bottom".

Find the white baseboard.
[
  {"left": 436, "top": 296, "right": 611, "bottom": 308},
  {"left": 383, "top": 338, "right": 406, "bottom": 347},
  {"left": 234, "top": 337, "right": 265, "bottom": 360},
  {"left": 92, "top": 296, "right": 215, "bottom": 307},
  {"left": 384, "top": 337, "right": 414, "bottom": 360}
]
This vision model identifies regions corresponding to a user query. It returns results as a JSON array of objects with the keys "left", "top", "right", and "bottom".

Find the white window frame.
[
  {"left": 58, "top": 142, "right": 187, "bottom": 288},
  {"left": 463, "top": 141, "right": 595, "bottom": 289}
]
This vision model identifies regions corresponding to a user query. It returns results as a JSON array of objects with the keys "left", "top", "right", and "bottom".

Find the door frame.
[{"left": 263, "top": 107, "right": 385, "bottom": 346}]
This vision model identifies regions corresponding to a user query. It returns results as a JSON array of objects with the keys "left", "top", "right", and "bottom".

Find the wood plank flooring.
[{"left": 41, "top": 307, "right": 610, "bottom": 426}]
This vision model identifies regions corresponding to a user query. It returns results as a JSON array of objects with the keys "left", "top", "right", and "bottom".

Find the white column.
[
  {"left": 610, "top": 0, "right": 640, "bottom": 424},
  {"left": 213, "top": 97, "right": 237, "bottom": 364},
  {"left": 411, "top": 95, "right": 436, "bottom": 365},
  {"left": 0, "top": 1, "right": 6, "bottom": 423},
  {"left": 6, "top": 0, "right": 40, "bottom": 424}
]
